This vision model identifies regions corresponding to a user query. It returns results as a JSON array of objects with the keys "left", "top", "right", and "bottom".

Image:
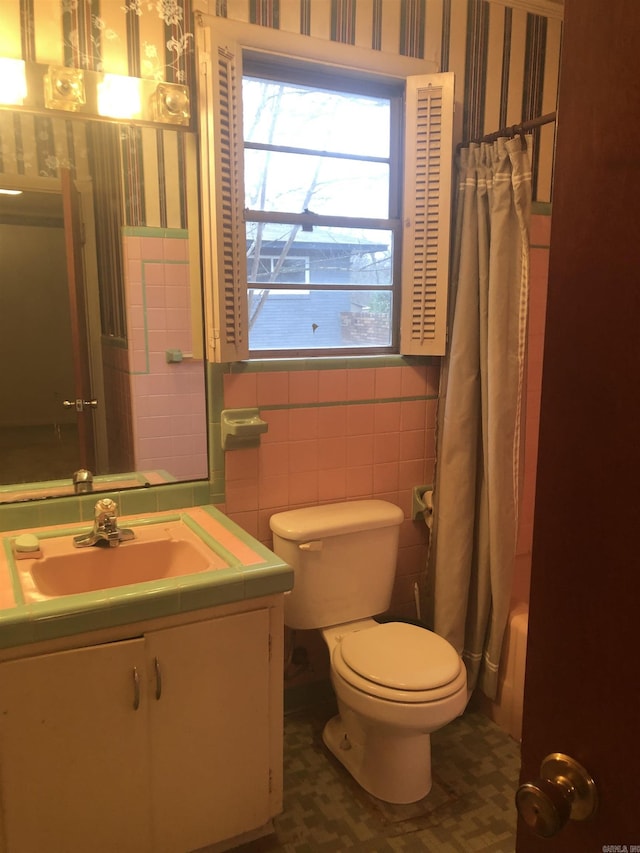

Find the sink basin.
[{"left": 14, "top": 519, "right": 230, "bottom": 601}]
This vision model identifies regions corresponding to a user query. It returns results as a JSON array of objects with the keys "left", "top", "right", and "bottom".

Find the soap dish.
[{"left": 221, "top": 408, "right": 268, "bottom": 449}]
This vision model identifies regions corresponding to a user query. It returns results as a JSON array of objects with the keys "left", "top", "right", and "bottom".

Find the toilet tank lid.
[{"left": 269, "top": 500, "right": 404, "bottom": 541}]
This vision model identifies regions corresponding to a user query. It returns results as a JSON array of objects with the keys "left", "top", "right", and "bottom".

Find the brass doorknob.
[{"left": 516, "top": 753, "right": 597, "bottom": 838}]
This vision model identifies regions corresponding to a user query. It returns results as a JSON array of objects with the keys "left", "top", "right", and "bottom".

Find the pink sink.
[{"left": 15, "top": 519, "right": 230, "bottom": 602}]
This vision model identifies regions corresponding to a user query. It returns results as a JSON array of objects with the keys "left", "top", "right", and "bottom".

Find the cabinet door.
[
  {"left": 0, "top": 639, "right": 152, "bottom": 853},
  {"left": 148, "top": 609, "right": 271, "bottom": 852}
]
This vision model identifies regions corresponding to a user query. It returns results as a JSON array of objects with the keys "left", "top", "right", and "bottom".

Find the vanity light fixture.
[
  {"left": 44, "top": 66, "right": 86, "bottom": 111},
  {"left": 0, "top": 59, "right": 190, "bottom": 127},
  {"left": 0, "top": 58, "right": 27, "bottom": 105},
  {"left": 151, "top": 82, "right": 190, "bottom": 126},
  {"left": 0, "top": 188, "right": 23, "bottom": 195},
  {"left": 97, "top": 73, "right": 142, "bottom": 120}
]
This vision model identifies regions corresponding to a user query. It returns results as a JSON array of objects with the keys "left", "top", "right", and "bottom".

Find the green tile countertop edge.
[{"left": 0, "top": 505, "right": 293, "bottom": 651}]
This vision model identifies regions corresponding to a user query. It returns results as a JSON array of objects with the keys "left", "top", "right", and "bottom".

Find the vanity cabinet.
[{"left": 0, "top": 603, "right": 279, "bottom": 853}]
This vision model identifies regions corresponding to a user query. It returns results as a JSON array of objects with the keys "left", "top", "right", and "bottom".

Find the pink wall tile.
[
  {"left": 399, "top": 458, "right": 426, "bottom": 490},
  {"left": 123, "top": 236, "right": 142, "bottom": 260},
  {"left": 289, "top": 470, "right": 319, "bottom": 505},
  {"left": 400, "top": 365, "right": 428, "bottom": 396},
  {"left": 123, "top": 233, "right": 206, "bottom": 481},
  {"left": 226, "top": 510, "right": 259, "bottom": 539},
  {"left": 318, "top": 405, "right": 347, "bottom": 437},
  {"left": 225, "top": 481, "right": 259, "bottom": 513},
  {"left": 140, "top": 236, "right": 164, "bottom": 259},
  {"left": 226, "top": 448, "right": 259, "bottom": 481},
  {"left": 529, "top": 214, "right": 551, "bottom": 247},
  {"left": 374, "top": 402, "right": 401, "bottom": 433},
  {"left": 318, "top": 468, "right": 347, "bottom": 502},
  {"left": 373, "top": 461, "right": 399, "bottom": 493},
  {"left": 318, "top": 369, "right": 347, "bottom": 402},
  {"left": 374, "top": 432, "right": 400, "bottom": 462},
  {"left": 289, "top": 370, "right": 318, "bottom": 404},
  {"left": 289, "top": 439, "right": 319, "bottom": 473},
  {"left": 375, "top": 366, "right": 400, "bottom": 399},
  {"left": 346, "top": 403, "right": 374, "bottom": 435},
  {"left": 257, "top": 372, "right": 289, "bottom": 406},
  {"left": 259, "top": 443, "right": 289, "bottom": 479},
  {"left": 289, "top": 408, "right": 318, "bottom": 440},
  {"left": 318, "top": 436, "right": 347, "bottom": 469},
  {"left": 400, "top": 429, "right": 424, "bottom": 461},
  {"left": 163, "top": 237, "right": 188, "bottom": 261},
  {"left": 261, "top": 409, "right": 290, "bottom": 443},
  {"left": 224, "top": 373, "right": 258, "bottom": 409},
  {"left": 144, "top": 263, "right": 166, "bottom": 287},
  {"left": 400, "top": 400, "right": 427, "bottom": 431},
  {"left": 346, "top": 433, "right": 374, "bottom": 466},
  {"left": 347, "top": 368, "right": 375, "bottom": 400},
  {"left": 346, "top": 465, "right": 373, "bottom": 497},
  {"left": 258, "top": 474, "right": 289, "bottom": 509}
]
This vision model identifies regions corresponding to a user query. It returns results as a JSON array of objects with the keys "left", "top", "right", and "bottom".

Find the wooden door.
[
  {"left": 0, "top": 639, "right": 152, "bottom": 853},
  {"left": 148, "top": 610, "right": 272, "bottom": 852},
  {"left": 61, "top": 167, "right": 96, "bottom": 471},
  {"left": 517, "top": 0, "right": 640, "bottom": 848}
]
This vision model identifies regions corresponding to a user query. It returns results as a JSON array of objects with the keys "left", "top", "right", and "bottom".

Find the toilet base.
[{"left": 322, "top": 713, "right": 432, "bottom": 804}]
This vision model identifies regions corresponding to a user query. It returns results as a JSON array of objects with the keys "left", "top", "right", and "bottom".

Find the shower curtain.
[{"left": 428, "top": 137, "right": 532, "bottom": 699}]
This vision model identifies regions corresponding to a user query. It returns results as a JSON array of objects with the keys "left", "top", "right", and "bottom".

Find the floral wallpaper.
[
  {"left": 0, "top": 0, "right": 193, "bottom": 84},
  {"left": 111, "top": 1, "right": 193, "bottom": 81}
]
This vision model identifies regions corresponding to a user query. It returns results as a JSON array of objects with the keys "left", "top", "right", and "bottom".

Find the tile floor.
[{"left": 235, "top": 699, "right": 521, "bottom": 852}]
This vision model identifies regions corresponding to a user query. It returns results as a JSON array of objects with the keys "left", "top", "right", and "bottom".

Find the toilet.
[{"left": 270, "top": 499, "right": 467, "bottom": 804}]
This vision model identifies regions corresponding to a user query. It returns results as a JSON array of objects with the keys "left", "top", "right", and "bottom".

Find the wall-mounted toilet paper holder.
[{"left": 412, "top": 485, "right": 434, "bottom": 527}]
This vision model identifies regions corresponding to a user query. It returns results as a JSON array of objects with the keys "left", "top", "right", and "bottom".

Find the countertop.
[{"left": 0, "top": 505, "right": 293, "bottom": 649}]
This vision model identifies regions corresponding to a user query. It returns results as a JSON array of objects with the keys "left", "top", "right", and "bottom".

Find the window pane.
[
  {"left": 246, "top": 223, "right": 393, "bottom": 286},
  {"left": 248, "top": 289, "right": 393, "bottom": 351},
  {"left": 244, "top": 149, "right": 389, "bottom": 218},
  {"left": 243, "top": 77, "right": 390, "bottom": 159}
]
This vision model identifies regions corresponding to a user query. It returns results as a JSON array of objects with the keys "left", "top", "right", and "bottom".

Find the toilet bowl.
[
  {"left": 269, "top": 500, "right": 467, "bottom": 804},
  {"left": 321, "top": 619, "right": 467, "bottom": 802}
]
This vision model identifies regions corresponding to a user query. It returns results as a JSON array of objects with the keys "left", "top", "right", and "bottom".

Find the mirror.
[{"left": 0, "top": 109, "right": 208, "bottom": 503}]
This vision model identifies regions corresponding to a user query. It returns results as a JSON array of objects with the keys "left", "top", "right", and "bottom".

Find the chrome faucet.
[
  {"left": 73, "top": 498, "right": 135, "bottom": 548},
  {"left": 72, "top": 469, "right": 94, "bottom": 494}
]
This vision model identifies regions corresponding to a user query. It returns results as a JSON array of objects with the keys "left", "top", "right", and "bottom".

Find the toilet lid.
[{"left": 338, "top": 622, "right": 461, "bottom": 692}]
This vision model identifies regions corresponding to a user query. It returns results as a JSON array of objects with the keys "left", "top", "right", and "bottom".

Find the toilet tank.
[{"left": 269, "top": 500, "right": 404, "bottom": 630}]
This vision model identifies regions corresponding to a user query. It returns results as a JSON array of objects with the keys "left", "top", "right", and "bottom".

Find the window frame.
[
  {"left": 196, "top": 16, "right": 454, "bottom": 363},
  {"left": 242, "top": 60, "right": 404, "bottom": 358}
]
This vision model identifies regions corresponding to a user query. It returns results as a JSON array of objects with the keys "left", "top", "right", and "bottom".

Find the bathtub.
[{"left": 480, "top": 604, "right": 529, "bottom": 741}]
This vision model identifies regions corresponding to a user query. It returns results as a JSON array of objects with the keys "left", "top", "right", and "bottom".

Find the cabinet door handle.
[
  {"left": 154, "top": 657, "right": 162, "bottom": 701},
  {"left": 132, "top": 666, "right": 140, "bottom": 710}
]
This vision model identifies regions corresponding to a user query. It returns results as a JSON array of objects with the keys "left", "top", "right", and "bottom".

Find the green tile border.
[{"left": 223, "top": 354, "right": 436, "bottom": 374}]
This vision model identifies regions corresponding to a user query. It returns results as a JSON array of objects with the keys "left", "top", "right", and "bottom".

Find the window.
[
  {"left": 243, "top": 69, "right": 401, "bottom": 355},
  {"left": 197, "top": 20, "right": 454, "bottom": 362}
]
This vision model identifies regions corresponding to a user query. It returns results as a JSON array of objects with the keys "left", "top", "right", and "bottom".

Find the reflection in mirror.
[{"left": 0, "top": 111, "right": 207, "bottom": 503}]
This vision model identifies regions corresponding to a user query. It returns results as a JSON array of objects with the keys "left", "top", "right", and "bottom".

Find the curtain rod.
[{"left": 457, "top": 111, "right": 557, "bottom": 150}]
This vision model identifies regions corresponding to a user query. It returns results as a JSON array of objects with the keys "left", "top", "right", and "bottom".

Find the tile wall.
[
  {"left": 215, "top": 359, "right": 439, "bottom": 622},
  {"left": 123, "top": 229, "right": 208, "bottom": 482}
]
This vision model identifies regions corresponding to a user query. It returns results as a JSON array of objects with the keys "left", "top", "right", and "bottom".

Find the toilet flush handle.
[{"left": 299, "top": 540, "right": 323, "bottom": 551}]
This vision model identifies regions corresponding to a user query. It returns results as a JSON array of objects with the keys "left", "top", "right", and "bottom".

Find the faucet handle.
[{"left": 95, "top": 498, "right": 117, "bottom": 524}]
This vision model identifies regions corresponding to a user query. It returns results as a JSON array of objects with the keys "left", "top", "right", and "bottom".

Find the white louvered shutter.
[
  {"left": 197, "top": 25, "right": 249, "bottom": 362},
  {"left": 400, "top": 73, "right": 455, "bottom": 356}
]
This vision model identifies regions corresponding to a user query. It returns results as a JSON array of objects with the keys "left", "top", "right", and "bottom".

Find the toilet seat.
[{"left": 332, "top": 622, "right": 465, "bottom": 704}]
